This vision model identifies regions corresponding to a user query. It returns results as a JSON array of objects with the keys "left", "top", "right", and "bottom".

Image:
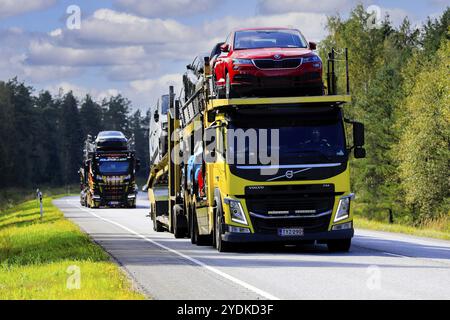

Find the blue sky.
[{"left": 0, "top": 0, "right": 448, "bottom": 111}]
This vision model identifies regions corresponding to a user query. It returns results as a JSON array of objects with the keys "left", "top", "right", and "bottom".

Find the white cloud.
[
  {"left": 46, "top": 82, "right": 121, "bottom": 102},
  {"left": 61, "top": 9, "right": 194, "bottom": 46},
  {"left": 114, "top": 0, "right": 220, "bottom": 18},
  {"left": 202, "top": 12, "right": 328, "bottom": 42},
  {"left": 130, "top": 74, "right": 181, "bottom": 93},
  {"left": 257, "top": 0, "right": 355, "bottom": 15},
  {"left": 27, "top": 41, "right": 147, "bottom": 66},
  {"left": 381, "top": 7, "right": 414, "bottom": 27},
  {"left": 128, "top": 74, "right": 182, "bottom": 110},
  {"left": 0, "top": 0, "right": 56, "bottom": 19}
]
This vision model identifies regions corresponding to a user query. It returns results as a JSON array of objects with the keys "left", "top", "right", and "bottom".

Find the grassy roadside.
[
  {"left": 0, "top": 196, "right": 145, "bottom": 299},
  {"left": 0, "top": 185, "right": 79, "bottom": 210},
  {"left": 354, "top": 216, "right": 450, "bottom": 241}
]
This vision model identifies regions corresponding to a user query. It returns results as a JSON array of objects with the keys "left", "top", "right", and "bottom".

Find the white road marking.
[
  {"left": 383, "top": 252, "right": 407, "bottom": 258},
  {"left": 65, "top": 200, "right": 280, "bottom": 300}
]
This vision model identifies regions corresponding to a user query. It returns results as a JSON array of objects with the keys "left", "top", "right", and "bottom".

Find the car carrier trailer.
[{"left": 145, "top": 49, "right": 365, "bottom": 252}]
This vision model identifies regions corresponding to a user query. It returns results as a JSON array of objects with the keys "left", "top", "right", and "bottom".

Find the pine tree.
[
  {"left": 103, "top": 95, "right": 131, "bottom": 134},
  {"left": 79, "top": 94, "right": 103, "bottom": 137},
  {"left": 59, "top": 91, "right": 84, "bottom": 185}
]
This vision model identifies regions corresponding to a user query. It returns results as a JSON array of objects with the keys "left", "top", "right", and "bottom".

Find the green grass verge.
[
  {"left": 0, "top": 196, "right": 145, "bottom": 299},
  {"left": 354, "top": 216, "right": 450, "bottom": 241}
]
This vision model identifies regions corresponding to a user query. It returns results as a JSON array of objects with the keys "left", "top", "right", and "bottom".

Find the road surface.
[{"left": 54, "top": 194, "right": 450, "bottom": 300}]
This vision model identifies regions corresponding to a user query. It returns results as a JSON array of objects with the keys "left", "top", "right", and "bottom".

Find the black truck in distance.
[{"left": 79, "top": 131, "right": 140, "bottom": 208}]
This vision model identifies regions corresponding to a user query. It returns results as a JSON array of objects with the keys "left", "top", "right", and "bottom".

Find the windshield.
[
  {"left": 234, "top": 30, "right": 307, "bottom": 50},
  {"left": 227, "top": 113, "right": 347, "bottom": 165},
  {"left": 98, "top": 160, "right": 130, "bottom": 175}
]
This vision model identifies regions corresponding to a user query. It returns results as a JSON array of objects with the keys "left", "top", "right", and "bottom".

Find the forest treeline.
[
  {"left": 318, "top": 5, "right": 449, "bottom": 225},
  {"left": 0, "top": 5, "right": 448, "bottom": 226},
  {"left": 0, "top": 81, "right": 150, "bottom": 189}
]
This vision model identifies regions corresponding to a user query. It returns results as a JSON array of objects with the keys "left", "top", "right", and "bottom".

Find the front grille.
[
  {"left": 246, "top": 196, "right": 334, "bottom": 216},
  {"left": 245, "top": 184, "right": 335, "bottom": 216},
  {"left": 253, "top": 58, "right": 302, "bottom": 69},
  {"left": 250, "top": 214, "right": 331, "bottom": 234},
  {"left": 244, "top": 184, "right": 335, "bottom": 234},
  {"left": 100, "top": 185, "right": 127, "bottom": 201}
]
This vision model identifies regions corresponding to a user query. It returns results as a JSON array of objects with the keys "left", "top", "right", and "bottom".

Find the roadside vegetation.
[
  {"left": 0, "top": 196, "right": 145, "bottom": 299},
  {"left": 319, "top": 6, "right": 449, "bottom": 232}
]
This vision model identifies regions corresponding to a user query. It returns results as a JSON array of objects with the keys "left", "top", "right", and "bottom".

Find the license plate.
[
  {"left": 278, "top": 228, "right": 304, "bottom": 237},
  {"left": 109, "top": 201, "right": 119, "bottom": 205}
]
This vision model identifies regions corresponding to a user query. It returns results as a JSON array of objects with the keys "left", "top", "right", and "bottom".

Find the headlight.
[
  {"left": 96, "top": 175, "right": 103, "bottom": 181},
  {"left": 302, "top": 55, "right": 321, "bottom": 63},
  {"left": 334, "top": 194, "right": 354, "bottom": 222},
  {"left": 232, "top": 59, "right": 253, "bottom": 65},
  {"left": 224, "top": 198, "right": 248, "bottom": 225},
  {"left": 124, "top": 174, "right": 131, "bottom": 180}
]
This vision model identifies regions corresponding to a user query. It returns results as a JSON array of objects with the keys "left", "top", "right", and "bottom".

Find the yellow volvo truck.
[{"left": 146, "top": 51, "right": 365, "bottom": 252}]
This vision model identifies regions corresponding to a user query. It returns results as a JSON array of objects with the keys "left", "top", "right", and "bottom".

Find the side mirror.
[
  {"left": 309, "top": 41, "right": 317, "bottom": 50},
  {"left": 154, "top": 111, "right": 159, "bottom": 123},
  {"left": 220, "top": 43, "right": 230, "bottom": 52},
  {"left": 353, "top": 122, "right": 365, "bottom": 147},
  {"left": 186, "top": 64, "right": 193, "bottom": 70},
  {"left": 135, "top": 159, "right": 141, "bottom": 172},
  {"left": 354, "top": 147, "right": 366, "bottom": 159}
]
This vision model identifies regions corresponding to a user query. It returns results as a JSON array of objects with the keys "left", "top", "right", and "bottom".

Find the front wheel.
[
  {"left": 215, "top": 206, "right": 232, "bottom": 252},
  {"left": 327, "top": 238, "right": 351, "bottom": 252}
]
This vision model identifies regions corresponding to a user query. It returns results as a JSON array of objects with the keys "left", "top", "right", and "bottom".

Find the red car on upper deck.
[{"left": 212, "top": 27, "right": 323, "bottom": 99}]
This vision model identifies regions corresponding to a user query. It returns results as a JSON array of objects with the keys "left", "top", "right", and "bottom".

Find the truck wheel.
[
  {"left": 173, "top": 204, "right": 187, "bottom": 239},
  {"left": 189, "top": 207, "right": 197, "bottom": 244},
  {"left": 327, "top": 238, "right": 351, "bottom": 252},
  {"left": 192, "top": 208, "right": 210, "bottom": 246},
  {"left": 215, "top": 201, "right": 232, "bottom": 253}
]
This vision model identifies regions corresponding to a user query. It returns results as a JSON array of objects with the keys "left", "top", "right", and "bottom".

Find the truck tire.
[
  {"left": 173, "top": 204, "right": 187, "bottom": 238},
  {"left": 327, "top": 238, "right": 351, "bottom": 252},
  {"left": 189, "top": 206, "right": 197, "bottom": 244},
  {"left": 192, "top": 208, "right": 210, "bottom": 246},
  {"left": 214, "top": 194, "right": 232, "bottom": 252}
]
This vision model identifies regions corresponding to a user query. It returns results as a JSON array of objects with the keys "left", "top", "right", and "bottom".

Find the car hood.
[{"left": 233, "top": 48, "right": 314, "bottom": 59}]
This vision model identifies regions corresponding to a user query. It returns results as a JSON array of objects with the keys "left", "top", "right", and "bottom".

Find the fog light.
[
  {"left": 332, "top": 221, "right": 353, "bottom": 231},
  {"left": 228, "top": 226, "right": 250, "bottom": 233}
]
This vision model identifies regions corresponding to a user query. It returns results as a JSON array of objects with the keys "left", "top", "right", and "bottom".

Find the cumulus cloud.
[
  {"left": 27, "top": 41, "right": 147, "bottom": 66},
  {"left": 381, "top": 7, "right": 414, "bottom": 27},
  {"left": 202, "top": 12, "right": 328, "bottom": 42},
  {"left": 59, "top": 9, "right": 194, "bottom": 46},
  {"left": 0, "top": 0, "right": 56, "bottom": 19},
  {"left": 128, "top": 74, "right": 182, "bottom": 110},
  {"left": 45, "top": 82, "right": 121, "bottom": 102},
  {"left": 257, "top": 0, "right": 355, "bottom": 15},
  {"left": 114, "top": 0, "right": 220, "bottom": 18}
]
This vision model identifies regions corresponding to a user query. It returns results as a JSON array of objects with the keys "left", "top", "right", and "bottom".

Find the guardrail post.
[{"left": 36, "top": 188, "right": 43, "bottom": 219}]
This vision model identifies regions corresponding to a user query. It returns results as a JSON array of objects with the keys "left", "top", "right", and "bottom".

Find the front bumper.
[{"left": 222, "top": 228, "right": 354, "bottom": 243}]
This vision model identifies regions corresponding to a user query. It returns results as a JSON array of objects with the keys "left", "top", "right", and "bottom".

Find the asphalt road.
[{"left": 54, "top": 194, "right": 450, "bottom": 300}]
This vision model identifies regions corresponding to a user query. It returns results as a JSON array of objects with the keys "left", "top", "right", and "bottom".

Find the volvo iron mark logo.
[
  {"left": 274, "top": 54, "right": 282, "bottom": 60},
  {"left": 285, "top": 170, "right": 294, "bottom": 179}
]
